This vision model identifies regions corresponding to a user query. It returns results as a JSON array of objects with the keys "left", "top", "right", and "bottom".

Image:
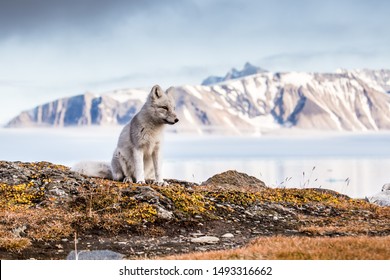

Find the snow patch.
[
  {"left": 281, "top": 72, "right": 313, "bottom": 86},
  {"left": 246, "top": 115, "right": 280, "bottom": 130},
  {"left": 185, "top": 85, "right": 203, "bottom": 100},
  {"left": 212, "top": 102, "right": 224, "bottom": 110},
  {"left": 183, "top": 107, "right": 195, "bottom": 124},
  {"left": 360, "top": 95, "right": 378, "bottom": 130},
  {"left": 223, "top": 116, "right": 241, "bottom": 134},
  {"left": 352, "top": 71, "right": 385, "bottom": 93},
  {"left": 106, "top": 89, "right": 147, "bottom": 103}
]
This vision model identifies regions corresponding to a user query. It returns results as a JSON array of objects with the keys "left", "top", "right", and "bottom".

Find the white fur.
[
  {"left": 71, "top": 161, "right": 112, "bottom": 179},
  {"left": 72, "top": 85, "right": 178, "bottom": 184}
]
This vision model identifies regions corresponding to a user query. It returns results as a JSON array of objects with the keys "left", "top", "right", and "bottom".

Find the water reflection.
[
  {"left": 163, "top": 158, "right": 390, "bottom": 198},
  {"left": 1, "top": 128, "right": 389, "bottom": 198}
]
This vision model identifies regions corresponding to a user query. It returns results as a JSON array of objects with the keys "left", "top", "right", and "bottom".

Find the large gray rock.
[
  {"left": 66, "top": 250, "right": 125, "bottom": 260},
  {"left": 368, "top": 183, "right": 390, "bottom": 206}
]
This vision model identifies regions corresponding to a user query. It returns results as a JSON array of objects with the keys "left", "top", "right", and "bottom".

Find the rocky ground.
[{"left": 0, "top": 161, "right": 389, "bottom": 260}]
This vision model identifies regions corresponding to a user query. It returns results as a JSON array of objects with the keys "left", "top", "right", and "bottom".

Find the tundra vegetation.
[{"left": 0, "top": 161, "right": 389, "bottom": 259}]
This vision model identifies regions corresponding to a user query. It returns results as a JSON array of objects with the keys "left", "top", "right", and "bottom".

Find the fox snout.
[{"left": 165, "top": 117, "right": 179, "bottom": 125}]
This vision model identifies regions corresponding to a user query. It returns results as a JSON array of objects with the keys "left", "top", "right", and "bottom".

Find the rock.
[
  {"left": 12, "top": 225, "right": 27, "bottom": 238},
  {"left": 0, "top": 161, "right": 81, "bottom": 205},
  {"left": 156, "top": 206, "right": 174, "bottom": 220},
  {"left": 202, "top": 170, "right": 266, "bottom": 190},
  {"left": 66, "top": 250, "right": 125, "bottom": 260},
  {"left": 121, "top": 186, "right": 160, "bottom": 204},
  {"left": 164, "top": 179, "right": 199, "bottom": 188},
  {"left": 244, "top": 211, "right": 254, "bottom": 217},
  {"left": 121, "top": 186, "right": 172, "bottom": 208},
  {"left": 48, "top": 187, "right": 67, "bottom": 197},
  {"left": 367, "top": 183, "right": 390, "bottom": 206},
  {"left": 221, "top": 233, "right": 234, "bottom": 238},
  {"left": 190, "top": 236, "right": 220, "bottom": 244}
]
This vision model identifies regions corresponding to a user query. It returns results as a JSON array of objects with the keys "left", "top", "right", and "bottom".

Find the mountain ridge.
[
  {"left": 201, "top": 62, "right": 267, "bottom": 86},
  {"left": 6, "top": 65, "right": 390, "bottom": 134}
]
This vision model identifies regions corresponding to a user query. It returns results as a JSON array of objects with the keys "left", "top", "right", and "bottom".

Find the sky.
[{"left": 0, "top": 0, "right": 389, "bottom": 124}]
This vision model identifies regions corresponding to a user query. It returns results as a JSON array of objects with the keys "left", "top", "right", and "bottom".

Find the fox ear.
[
  {"left": 166, "top": 86, "right": 175, "bottom": 94},
  {"left": 151, "top": 85, "right": 163, "bottom": 99}
]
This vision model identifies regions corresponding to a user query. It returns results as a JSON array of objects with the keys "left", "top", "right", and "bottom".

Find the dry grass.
[
  {"left": 163, "top": 236, "right": 390, "bottom": 260},
  {"left": 0, "top": 237, "right": 32, "bottom": 253},
  {"left": 300, "top": 224, "right": 390, "bottom": 236}
]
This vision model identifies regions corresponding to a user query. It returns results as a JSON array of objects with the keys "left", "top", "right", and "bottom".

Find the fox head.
[{"left": 148, "top": 85, "right": 179, "bottom": 125}]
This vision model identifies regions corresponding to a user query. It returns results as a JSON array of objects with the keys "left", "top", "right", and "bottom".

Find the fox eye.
[{"left": 159, "top": 106, "right": 168, "bottom": 110}]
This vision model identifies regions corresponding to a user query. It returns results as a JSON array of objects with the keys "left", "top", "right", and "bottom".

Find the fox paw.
[
  {"left": 123, "top": 177, "right": 133, "bottom": 184},
  {"left": 136, "top": 180, "right": 146, "bottom": 185},
  {"left": 155, "top": 181, "right": 168, "bottom": 187}
]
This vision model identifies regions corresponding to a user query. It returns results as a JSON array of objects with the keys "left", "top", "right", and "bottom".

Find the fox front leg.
[
  {"left": 133, "top": 148, "right": 146, "bottom": 184},
  {"left": 152, "top": 145, "right": 168, "bottom": 186},
  {"left": 114, "top": 149, "right": 133, "bottom": 183}
]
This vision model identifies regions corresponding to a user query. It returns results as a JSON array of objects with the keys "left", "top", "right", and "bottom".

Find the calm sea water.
[{"left": 1, "top": 127, "right": 390, "bottom": 198}]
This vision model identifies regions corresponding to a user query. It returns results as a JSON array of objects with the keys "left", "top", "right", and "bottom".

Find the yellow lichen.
[
  {"left": 124, "top": 203, "right": 157, "bottom": 225},
  {"left": 156, "top": 185, "right": 208, "bottom": 215},
  {"left": 208, "top": 190, "right": 258, "bottom": 206},
  {"left": 256, "top": 188, "right": 371, "bottom": 209},
  {"left": 0, "top": 182, "right": 45, "bottom": 209}
]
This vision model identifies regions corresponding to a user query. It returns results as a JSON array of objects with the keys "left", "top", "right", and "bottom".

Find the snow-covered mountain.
[
  {"left": 7, "top": 89, "right": 147, "bottom": 127},
  {"left": 201, "top": 62, "right": 267, "bottom": 85},
  {"left": 6, "top": 65, "right": 390, "bottom": 134},
  {"left": 337, "top": 68, "right": 390, "bottom": 93}
]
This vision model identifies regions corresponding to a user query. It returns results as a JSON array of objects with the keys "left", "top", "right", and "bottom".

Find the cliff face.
[
  {"left": 6, "top": 69, "right": 390, "bottom": 133},
  {"left": 7, "top": 91, "right": 144, "bottom": 127}
]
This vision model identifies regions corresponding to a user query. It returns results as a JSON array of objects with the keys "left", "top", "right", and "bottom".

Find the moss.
[
  {"left": 71, "top": 183, "right": 160, "bottom": 226},
  {"left": 0, "top": 182, "right": 45, "bottom": 209},
  {"left": 17, "top": 161, "right": 70, "bottom": 172},
  {"left": 207, "top": 190, "right": 259, "bottom": 206},
  {"left": 256, "top": 188, "right": 372, "bottom": 209},
  {"left": 124, "top": 203, "right": 158, "bottom": 225},
  {"left": 156, "top": 185, "right": 209, "bottom": 215}
]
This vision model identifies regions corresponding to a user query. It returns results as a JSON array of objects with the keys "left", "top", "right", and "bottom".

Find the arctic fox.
[{"left": 72, "top": 85, "right": 179, "bottom": 184}]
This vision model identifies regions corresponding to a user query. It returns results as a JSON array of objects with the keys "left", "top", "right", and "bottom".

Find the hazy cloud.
[
  {"left": 1, "top": 0, "right": 390, "bottom": 123},
  {"left": 0, "top": 0, "right": 177, "bottom": 39},
  {"left": 258, "top": 49, "right": 382, "bottom": 72}
]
